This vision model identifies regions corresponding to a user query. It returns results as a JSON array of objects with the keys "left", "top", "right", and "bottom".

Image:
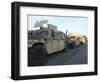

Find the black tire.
[{"left": 28, "top": 44, "right": 47, "bottom": 66}]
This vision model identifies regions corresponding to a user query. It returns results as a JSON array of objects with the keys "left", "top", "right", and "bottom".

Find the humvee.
[{"left": 28, "top": 20, "right": 67, "bottom": 66}]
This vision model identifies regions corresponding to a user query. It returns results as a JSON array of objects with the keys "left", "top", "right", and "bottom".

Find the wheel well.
[{"left": 32, "top": 43, "right": 48, "bottom": 54}]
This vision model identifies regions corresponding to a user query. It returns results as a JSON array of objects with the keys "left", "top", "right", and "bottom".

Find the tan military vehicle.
[{"left": 28, "top": 20, "right": 67, "bottom": 66}]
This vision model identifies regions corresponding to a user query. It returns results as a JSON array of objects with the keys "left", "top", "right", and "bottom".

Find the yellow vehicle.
[
  {"left": 79, "top": 36, "right": 88, "bottom": 44},
  {"left": 67, "top": 32, "right": 81, "bottom": 48},
  {"left": 67, "top": 32, "right": 88, "bottom": 48},
  {"left": 28, "top": 20, "right": 67, "bottom": 66}
]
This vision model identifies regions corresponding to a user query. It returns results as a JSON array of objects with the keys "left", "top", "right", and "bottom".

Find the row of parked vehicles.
[
  {"left": 67, "top": 32, "right": 87, "bottom": 48},
  {"left": 28, "top": 20, "right": 88, "bottom": 66}
]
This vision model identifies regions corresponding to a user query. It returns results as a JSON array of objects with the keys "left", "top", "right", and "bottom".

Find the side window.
[
  {"left": 58, "top": 32, "right": 60, "bottom": 39},
  {"left": 53, "top": 32, "right": 58, "bottom": 40},
  {"left": 59, "top": 32, "right": 62, "bottom": 40},
  {"left": 41, "top": 30, "right": 48, "bottom": 38},
  {"left": 57, "top": 32, "right": 59, "bottom": 39},
  {"left": 61, "top": 33, "right": 65, "bottom": 40}
]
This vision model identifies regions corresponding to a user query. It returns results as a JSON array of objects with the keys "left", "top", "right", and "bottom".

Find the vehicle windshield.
[
  {"left": 41, "top": 30, "right": 48, "bottom": 38},
  {"left": 28, "top": 30, "right": 40, "bottom": 39}
]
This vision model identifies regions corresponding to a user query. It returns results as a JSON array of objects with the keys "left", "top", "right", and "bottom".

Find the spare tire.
[{"left": 28, "top": 44, "right": 47, "bottom": 66}]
